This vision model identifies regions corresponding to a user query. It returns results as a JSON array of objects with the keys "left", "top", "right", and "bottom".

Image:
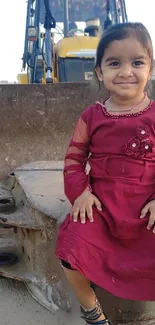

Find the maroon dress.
[{"left": 56, "top": 100, "right": 155, "bottom": 301}]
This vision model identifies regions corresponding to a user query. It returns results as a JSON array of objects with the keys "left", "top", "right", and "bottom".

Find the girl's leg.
[{"left": 63, "top": 267, "right": 109, "bottom": 324}]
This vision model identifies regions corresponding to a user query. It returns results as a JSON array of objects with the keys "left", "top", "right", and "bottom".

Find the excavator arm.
[
  {"left": 22, "top": 0, "right": 55, "bottom": 84},
  {"left": 20, "top": 0, "right": 127, "bottom": 84}
]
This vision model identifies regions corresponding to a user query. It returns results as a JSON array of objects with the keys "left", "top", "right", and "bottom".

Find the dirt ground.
[{"left": 0, "top": 277, "right": 84, "bottom": 325}]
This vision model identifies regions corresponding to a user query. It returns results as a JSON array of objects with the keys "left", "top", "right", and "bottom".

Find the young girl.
[{"left": 56, "top": 22, "right": 155, "bottom": 324}]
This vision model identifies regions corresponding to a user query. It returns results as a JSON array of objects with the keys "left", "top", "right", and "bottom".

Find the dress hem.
[{"left": 56, "top": 251, "right": 155, "bottom": 302}]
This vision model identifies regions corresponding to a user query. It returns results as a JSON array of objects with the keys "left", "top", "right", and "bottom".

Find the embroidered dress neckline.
[{"left": 97, "top": 100, "right": 153, "bottom": 119}]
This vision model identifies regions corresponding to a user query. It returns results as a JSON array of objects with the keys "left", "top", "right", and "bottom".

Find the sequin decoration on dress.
[{"left": 123, "top": 125, "right": 153, "bottom": 158}]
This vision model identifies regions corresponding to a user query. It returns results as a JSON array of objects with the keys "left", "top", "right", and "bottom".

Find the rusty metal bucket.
[{"left": 0, "top": 83, "right": 106, "bottom": 180}]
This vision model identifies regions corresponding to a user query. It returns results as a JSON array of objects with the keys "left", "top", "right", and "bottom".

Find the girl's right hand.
[{"left": 70, "top": 188, "right": 102, "bottom": 224}]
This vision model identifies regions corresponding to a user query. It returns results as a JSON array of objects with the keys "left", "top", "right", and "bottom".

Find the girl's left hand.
[{"left": 140, "top": 200, "right": 155, "bottom": 233}]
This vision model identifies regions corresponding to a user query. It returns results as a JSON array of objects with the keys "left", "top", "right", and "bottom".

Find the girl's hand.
[
  {"left": 70, "top": 188, "right": 102, "bottom": 224},
  {"left": 140, "top": 200, "right": 155, "bottom": 233}
]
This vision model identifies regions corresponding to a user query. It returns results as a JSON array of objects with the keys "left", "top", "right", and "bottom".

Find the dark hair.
[{"left": 95, "top": 22, "right": 153, "bottom": 71}]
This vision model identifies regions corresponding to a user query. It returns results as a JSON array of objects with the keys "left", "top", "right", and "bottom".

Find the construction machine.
[{"left": 18, "top": 0, "right": 128, "bottom": 84}]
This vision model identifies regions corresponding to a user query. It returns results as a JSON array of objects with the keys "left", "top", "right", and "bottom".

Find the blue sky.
[{"left": 0, "top": 0, "right": 155, "bottom": 81}]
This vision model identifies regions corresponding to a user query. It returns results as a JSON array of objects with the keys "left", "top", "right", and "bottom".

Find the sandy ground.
[{"left": 0, "top": 277, "right": 84, "bottom": 325}]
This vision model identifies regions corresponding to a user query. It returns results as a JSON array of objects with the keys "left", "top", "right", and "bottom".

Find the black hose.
[
  {"left": 113, "top": 0, "right": 119, "bottom": 23},
  {"left": 106, "top": 0, "right": 110, "bottom": 15},
  {"left": 43, "top": 0, "right": 56, "bottom": 29},
  {"left": 121, "top": 0, "right": 128, "bottom": 21},
  {"left": 104, "top": 0, "right": 112, "bottom": 30}
]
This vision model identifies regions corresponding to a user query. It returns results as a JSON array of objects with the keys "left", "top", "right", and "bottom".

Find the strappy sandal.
[
  {"left": 85, "top": 321, "right": 110, "bottom": 324},
  {"left": 81, "top": 298, "right": 112, "bottom": 325}
]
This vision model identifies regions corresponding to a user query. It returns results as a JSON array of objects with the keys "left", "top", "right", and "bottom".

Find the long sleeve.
[
  {"left": 149, "top": 193, "right": 155, "bottom": 201},
  {"left": 64, "top": 115, "right": 90, "bottom": 204}
]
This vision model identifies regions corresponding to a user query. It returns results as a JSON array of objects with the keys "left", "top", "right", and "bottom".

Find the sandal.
[
  {"left": 81, "top": 298, "right": 112, "bottom": 325},
  {"left": 86, "top": 320, "right": 110, "bottom": 324}
]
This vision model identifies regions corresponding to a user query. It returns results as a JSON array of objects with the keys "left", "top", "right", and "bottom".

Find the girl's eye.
[
  {"left": 133, "top": 61, "right": 144, "bottom": 66},
  {"left": 110, "top": 61, "right": 120, "bottom": 67}
]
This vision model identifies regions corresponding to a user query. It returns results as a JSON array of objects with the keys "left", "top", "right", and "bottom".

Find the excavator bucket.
[
  {"left": 0, "top": 82, "right": 105, "bottom": 313},
  {"left": 0, "top": 83, "right": 105, "bottom": 181}
]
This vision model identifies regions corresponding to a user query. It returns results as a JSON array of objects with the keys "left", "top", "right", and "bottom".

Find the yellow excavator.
[{"left": 18, "top": 0, "right": 128, "bottom": 84}]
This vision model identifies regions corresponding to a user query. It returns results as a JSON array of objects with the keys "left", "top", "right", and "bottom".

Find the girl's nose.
[{"left": 118, "top": 65, "right": 134, "bottom": 78}]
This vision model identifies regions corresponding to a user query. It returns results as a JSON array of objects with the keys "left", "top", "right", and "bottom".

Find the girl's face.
[{"left": 96, "top": 37, "right": 152, "bottom": 100}]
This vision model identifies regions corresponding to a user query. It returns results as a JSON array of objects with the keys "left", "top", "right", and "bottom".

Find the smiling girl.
[{"left": 56, "top": 22, "right": 155, "bottom": 325}]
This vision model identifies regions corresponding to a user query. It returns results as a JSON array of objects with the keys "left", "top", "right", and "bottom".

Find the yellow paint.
[
  {"left": 17, "top": 74, "right": 28, "bottom": 84},
  {"left": 55, "top": 35, "right": 99, "bottom": 58}
]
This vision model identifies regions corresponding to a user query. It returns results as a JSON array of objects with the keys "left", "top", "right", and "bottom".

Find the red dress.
[{"left": 56, "top": 100, "right": 155, "bottom": 301}]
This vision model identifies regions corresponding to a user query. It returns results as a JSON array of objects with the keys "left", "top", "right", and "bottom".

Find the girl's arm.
[{"left": 64, "top": 115, "right": 90, "bottom": 204}]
